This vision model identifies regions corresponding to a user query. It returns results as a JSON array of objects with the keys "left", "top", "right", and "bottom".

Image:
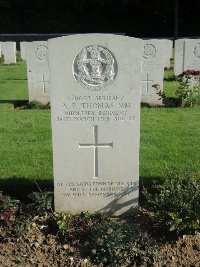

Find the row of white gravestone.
[
  {"left": 48, "top": 34, "right": 170, "bottom": 215},
  {"left": 21, "top": 37, "right": 171, "bottom": 106},
  {"left": 174, "top": 38, "right": 200, "bottom": 75},
  {"left": 0, "top": 42, "right": 16, "bottom": 64},
  {"left": 18, "top": 34, "right": 172, "bottom": 215}
]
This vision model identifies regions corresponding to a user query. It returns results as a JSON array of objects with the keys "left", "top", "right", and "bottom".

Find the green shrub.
[
  {"left": 86, "top": 220, "right": 139, "bottom": 267},
  {"left": 176, "top": 70, "right": 200, "bottom": 107},
  {"left": 14, "top": 215, "right": 30, "bottom": 239},
  {"left": 28, "top": 191, "right": 53, "bottom": 213},
  {"left": 144, "top": 171, "right": 200, "bottom": 234},
  {"left": 54, "top": 212, "right": 72, "bottom": 233},
  {"left": 164, "top": 73, "right": 177, "bottom": 81},
  {"left": 0, "top": 192, "right": 19, "bottom": 227}
]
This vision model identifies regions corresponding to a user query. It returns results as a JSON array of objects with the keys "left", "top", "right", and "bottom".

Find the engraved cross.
[
  {"left": 79, "top": 125, "right": 113, "bottom": 179},
  {"left": 141, "top": 74, "right": 153, "bottom": 93},
  {"left": 39, "top": 75, "right": 49, "bottom": 94}
]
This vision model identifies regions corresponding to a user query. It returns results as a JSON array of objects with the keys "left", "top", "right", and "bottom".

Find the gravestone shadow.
[
  {"left": 0, "top": 176, "right": 53, "bottom": 201},
  {"left": 0, "top": 100, "right": 29, "bottom": 108},
  {"left": 98, "top": 182, "right": 139, "bottom": 216}
]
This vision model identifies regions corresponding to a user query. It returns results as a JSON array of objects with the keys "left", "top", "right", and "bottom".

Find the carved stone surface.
[
  {"left": 174, "top": 39, "right": 186, "bottom": 75},
  {"left": 25, "top": 41, "right": 50, "bottom": 104},
  {"left": 73, "top": 45, "right": 117, "bottom": 91},
  {"left": 141, "top": 39, "right": 165, "bottom": 105},
  {"left": 35, "top": 45, "right": 48, "bottom": 61},
  {"left": 163, "top": 39, "right": 173, "bottom": 68},
  {"left": 184, "top": 39, "right": 200, "bottom": 71},
  {"left": 20, "top": 42, "right": 28, "bottom": 60},
  {"left": 193, "top": 43, "right": 200, "bottom": 59},
  {"left": 48, "top": 34, "right": 142, "bottom": 216},
  {"left": 143, "top": 44, "right": 156, "bottom": 60},
  {"left": 1, "top": 42, "right": 16, "bottom": 64}
]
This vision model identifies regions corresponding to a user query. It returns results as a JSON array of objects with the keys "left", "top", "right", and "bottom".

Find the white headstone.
[
  {"left": 174, "top": 39, "right": 187, "bottom": 75},
  {"left": 1, "top": 42, "right": 16, "bottom": 64},
  {"left": 0, "top": 42, "right": 2, "bottom": 58},
  {"left": 48, "top": 34, "right": 142, "bottom": 216},
  {"left": 183, "top": 39, "right": 200, "bottom": 71},
  {"left": 141, "top": 39, "right": 165, "bottom": 105},
  {"left": 25, "top": 41, "right": 50, "bottom": 104},
  {"left": 20, "top": 41, "right": 28, "bottom": 60},
  {"left": 164, "top": 39, "right": 173, "bottom": 69}
]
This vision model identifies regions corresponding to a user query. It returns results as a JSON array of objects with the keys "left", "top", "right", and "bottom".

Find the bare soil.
[{"left": 1, "top": 210, "right": 200, "bottom": 267}]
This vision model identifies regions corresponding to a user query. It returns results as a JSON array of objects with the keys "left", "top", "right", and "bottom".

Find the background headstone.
[
  {"left": 25, "top": 41, "right": 50, "bottom": 104},
  {"left": 174, "top": 39, "right": 186, "bottom": 75},
  {"left": 49, "top": 34, "right": 142, "bottom": 216},
  {"left": 183, "top": 39, "right": 200, "bottom": 71},
  {"left": 20, "top": 41, "right": 28, "bottom": 60},
  {"left": 1, "top": 42, "right": 16, "bottom": 64},
  {"left": 164, "top": 39, "right": 173, "bottom": 69},
  {"left": 141, "top": 39, "right": 165, "bottom": 105}
]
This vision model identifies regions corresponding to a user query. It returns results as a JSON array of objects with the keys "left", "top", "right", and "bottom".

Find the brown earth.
[{"left": 1, "top": 210, "right": 200, "bottom": 267}]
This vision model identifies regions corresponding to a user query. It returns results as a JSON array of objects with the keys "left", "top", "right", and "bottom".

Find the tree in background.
[{"left": 0, "top": 0, "right": 199, "bottom": 37}]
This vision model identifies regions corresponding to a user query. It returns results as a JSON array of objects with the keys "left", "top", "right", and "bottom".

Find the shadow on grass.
[
  {"left": 0, "top": 100, "right": 29, "bottom": 108},
  {"left": 3, "top": 78, "right": 27, "bottom": 81},
  {"left": 1, "top": 175, "right": 163, "bottom": 206},
  {"left": 163, "top": 97, "right": 181, "bottom": 107},
  {"left": 0, "top": 176, "right": 53, "bottom": 202},
  {"left": 141, "top": 97, "right": 181, "bottom": 108}
]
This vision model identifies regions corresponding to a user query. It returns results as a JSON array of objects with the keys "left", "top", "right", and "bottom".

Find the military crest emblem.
[
  {"left": 143, "top": 44, "right": 156, "bottom": 60},
  {"left": 73, "top": 45, "right": 117, "bottom": 90},
  {"left": 193, "top": 43, "right": 200, "bottom": 59},
  {"left": 35, "top": 45, "right": 48, "bottom": 61}
]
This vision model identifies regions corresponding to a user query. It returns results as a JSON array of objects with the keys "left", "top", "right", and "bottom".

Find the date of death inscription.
[{"left": 56, "top": 94, "right": 136, "bottom": 123}]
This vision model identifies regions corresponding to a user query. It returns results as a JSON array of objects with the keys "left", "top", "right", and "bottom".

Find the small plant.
[
  {"left": 0, "top": 192, "right": 19, "bottom": 227},
  {"left": 86, "top": 219, "right": 140, "bottom": 267},
  {"left": 144, "top": 171, "right": 200, "bottom": 234},
  {"left": 16, "top": 256, "right": 26, "bottom": 265},
  {"left": 27, "top": 100, "right": 50, "bottom": 109},
  {"left": 176, "top": 70, "right": 200, "bottom": 107},
  {"left": 14, "top": 215, "right": 31, "bottom": 239},
  {"left": 28, "top": 191, "right": 53, "bottom": 213},
  {"left": 152, "top": 83, "right": 166, "bottom": 101},
  {"left": 164, "top": 73, "right": 177, "bottom": 81},
  {"left": 54, "top": 212, "right": 72, "bottom": 233}
]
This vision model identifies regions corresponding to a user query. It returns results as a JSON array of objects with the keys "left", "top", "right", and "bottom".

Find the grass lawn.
[
  {"left": 0, "top": 58, "right": 28, "bottom": 101},
  {"left": 0, "top": 55, "right": 200, "bottom": 198}
]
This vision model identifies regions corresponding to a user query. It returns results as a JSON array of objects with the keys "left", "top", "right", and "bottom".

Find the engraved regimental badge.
[
  {"left": 35, "top": 45, "right": 48, "bottom": 61},
  {"left": 143, "top": 44, "right": 156, "bottom": 60},
  {"left": 193, "top": 43, "right": 200, "bottom": 59},
  {"left": 73, "top": 45, "right": 117, "bottom": 91}
]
